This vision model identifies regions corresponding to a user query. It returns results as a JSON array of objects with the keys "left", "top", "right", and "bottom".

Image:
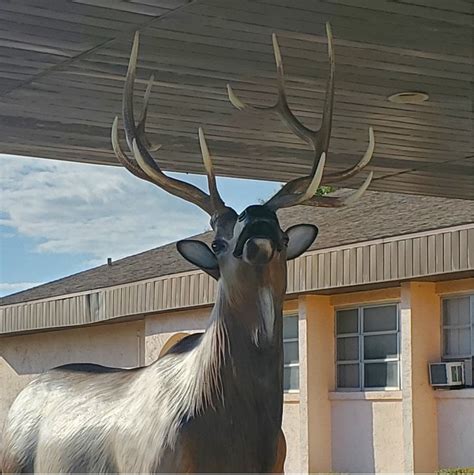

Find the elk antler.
[
  {"left": 111, "top": 32, "right": 228, "bottom": 218},
  {"left": 227, "top": 23, "right": 375, "bottom": 210}
]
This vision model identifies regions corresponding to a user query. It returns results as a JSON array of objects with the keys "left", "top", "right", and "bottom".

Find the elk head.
[{"left": 111, "top": 24, "right": 375, "bottom": 290}]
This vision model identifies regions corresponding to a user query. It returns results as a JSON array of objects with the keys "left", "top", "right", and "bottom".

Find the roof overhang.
[{"left": 0, "top": 1, "right": 472, "bottom": 199}]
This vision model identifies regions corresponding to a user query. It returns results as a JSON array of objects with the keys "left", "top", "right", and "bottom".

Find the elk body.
[{"left": 1, "top": 24, "right": 374, "bottom": 473}]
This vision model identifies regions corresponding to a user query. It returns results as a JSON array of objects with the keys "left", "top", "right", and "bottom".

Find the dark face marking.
[{"left": 177, "top": 204, "right": 318, "bottom": 282}]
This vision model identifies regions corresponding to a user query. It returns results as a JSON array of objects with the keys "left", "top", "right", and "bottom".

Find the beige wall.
[
  {"left": 330, "top": 395, "right": 404, "bottom": 473},
  {"left": 298, "top": 295, "right": 334, "bottom": 473},
  {"left": 436, "top": 390, "right": 474, "bottom": 468},
  {"left": 281, "top": 398, "right": 301, "bottom": 473},
  {"left": 0, "top": 320, "right": 144, "bottom": 432},
  {"left": 401, "top": 282, "right": 440, "bottom": 472},
  {"left": 144, "top": 307, "right": 210, "bottom": 364}
]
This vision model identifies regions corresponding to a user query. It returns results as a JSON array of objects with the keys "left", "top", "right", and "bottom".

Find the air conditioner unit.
[{"left": 429, "top": 361, "right": 464, "bottom": 387}]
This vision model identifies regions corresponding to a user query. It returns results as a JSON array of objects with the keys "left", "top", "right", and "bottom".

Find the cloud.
[
  {"left": 0, "top": 155, "right": 209, "bottom": 261},
  {"left": 0, "top": 282, "right": 43, "bottom": 296}
]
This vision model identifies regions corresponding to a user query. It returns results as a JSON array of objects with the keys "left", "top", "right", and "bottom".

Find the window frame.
[
  {"left": 283, "top": 313, "right": 299, "bottom": 393},
  {"left": 335, "top": 302, "right": 401, "bottom": 392},
  {"left": 441, "top": 294, "right": 474, "bottom": 361}
]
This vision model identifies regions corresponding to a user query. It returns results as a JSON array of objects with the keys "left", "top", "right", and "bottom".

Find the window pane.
[
  {"left": 443, "top": 297, "right": 470, "bottom": 326},
  {"left": 337, "top": 364, "right": 359, "bottom": 388},
  {"left": 337, "top": 336, "right": 359, "bottom": 361},
  {"left": 444, "top": 328, "right": 471, "bottom": 357},
  {"left": 364, "top": 334, "right": 398, "bottom": 360},
  {"left": 363, "top": 305, "right": 397, "bottom": 333},
  {"left": 443, "top": 329, "right": 456, "bottom": 356},
  {"left": 336, "top": 309, "right": 358, "bottom": 334},
  {"left": 283, "top": 315, "right": 298, "bottom": 339},
  {"left": 284, "top": 366, "right": 299, "bottom": 391},
  {"left": 460, "top": 328, "right": 471, "bottom": 355},
  {"left": 284, "top": 341, "right": 298, "bottom": 365},
  {"left": 364, "top": 362, "right": 398, "bottom": 388}
]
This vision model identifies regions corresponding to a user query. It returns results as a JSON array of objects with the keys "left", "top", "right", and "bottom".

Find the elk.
[{"left": 1, "top": 24, "right": 374, "bottom": 473}]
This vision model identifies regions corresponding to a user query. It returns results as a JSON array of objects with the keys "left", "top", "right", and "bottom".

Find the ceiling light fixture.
[{"left": 388, "top": 91, "right": 429, "bottom": 104}]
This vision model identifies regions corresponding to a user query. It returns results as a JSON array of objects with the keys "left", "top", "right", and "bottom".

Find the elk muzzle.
[
  {"left": 233, "top": 206, "right": 284, "bottom": 265},
  {"left": 242, "top": 237, "right": 275, "bottom": 265}
]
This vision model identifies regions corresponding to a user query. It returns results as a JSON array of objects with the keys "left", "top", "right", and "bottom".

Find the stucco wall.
[
  {"left": 144, "top": 307, "right": 210, "bottom": 364},
  {"left": 437, "top": 390, "right": 474, "bottom": 469},
  {"left": 282, "top": 399, "right": 301, "bottom": 473},
  {"left": 0, "top": 320, "right": 144, "bottom": 433},
  {"left": 331, "top": 397, "right": 404, "bottom": 473}
]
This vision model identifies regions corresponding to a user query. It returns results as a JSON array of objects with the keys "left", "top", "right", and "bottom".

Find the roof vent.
[{"left": 388, "top": 91, "right": 429, "bottom": 104}]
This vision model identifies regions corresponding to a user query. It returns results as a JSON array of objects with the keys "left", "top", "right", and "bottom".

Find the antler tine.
[
  {"left": 322, "top": 126, "right": 375, "bottom": 183},
  {"left": 254, "top": 23, "right": 373, "bottom": 210},
  {"left": 269, "top": 125, "right": 375, "bottom": 199},
  {"left": 228, "top": 23, "right": 335, "bottom": 155},
  {"left": 316, "top": 22, "right": 335, "bottom": 166},
  {"left": 198, "top": 128, "right": 227, "bottom": 214},
  {"left": 112, "top": 70, "right": 161, "bottom": 182},
  {"left": 112, "top": 31, "right": 230, "bottom": 217},
  {"left": 266, "top": 153, "right": 326, "bottom": 211},
  {"left": 227, "top": 35, "right": 316, "bottom": 148},
  {"left": 111, "top": 116, "right": 157, "bottom": 182},
  {"left": 303, "top": 171, "right": 374, "bottom": 208},
  {"left": 228, "top": 23, "right": 340, "bottom": 211},
  {"left": 135, "top": 74, "right": 161, "bottom": 153}
]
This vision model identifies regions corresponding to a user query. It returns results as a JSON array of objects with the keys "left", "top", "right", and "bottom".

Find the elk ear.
[
  {"left": 177, "top": 240, "right": 220, "bottom": 280},
  {"left": 285, "top": 224, "right": 318, "bottom": 260}
]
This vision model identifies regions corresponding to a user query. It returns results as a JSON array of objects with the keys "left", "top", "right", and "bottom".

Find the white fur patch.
[
  {"left": 256, "top": 287, "right": 275, "bottom": 345},
  {"left": 3, "top": 308, "right": 229, "bottom": 473}
]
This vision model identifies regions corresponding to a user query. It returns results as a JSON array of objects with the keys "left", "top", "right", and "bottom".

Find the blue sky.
[{"left": 0, "top": 154, "right": 281, "bottom": 297}]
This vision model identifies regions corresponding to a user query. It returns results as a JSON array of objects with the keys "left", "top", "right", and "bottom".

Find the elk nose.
[{"left": 242, "top": 237, "right": 275, "bottom": 265}]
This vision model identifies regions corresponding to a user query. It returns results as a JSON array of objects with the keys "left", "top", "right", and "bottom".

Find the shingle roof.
[{"left": 2, "top": 190, "right": 473, "bottom": 306}]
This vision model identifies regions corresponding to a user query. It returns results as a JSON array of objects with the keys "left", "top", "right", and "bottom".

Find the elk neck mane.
[{"left": 130, "top": 279, "right": 282, "bottom": 459}]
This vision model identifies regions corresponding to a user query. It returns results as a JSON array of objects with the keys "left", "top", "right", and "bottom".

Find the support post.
[
  {"left": 401, "top": 282, "right": 440, "bottom": 473},
  {"left": 298, "top": 294, "right": 334, "bottom": 473}
]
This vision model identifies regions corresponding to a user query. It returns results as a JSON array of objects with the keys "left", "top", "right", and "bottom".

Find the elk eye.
[{"left": 211, "top": 240, "right": 227, "bottom": 254}]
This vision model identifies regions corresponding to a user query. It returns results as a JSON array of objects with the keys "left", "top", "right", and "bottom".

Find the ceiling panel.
[{"left": 0, "top": 0, "right": 472, "bottom": 199}]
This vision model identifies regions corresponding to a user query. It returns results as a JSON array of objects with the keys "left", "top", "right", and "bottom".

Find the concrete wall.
[
  {"left": 437, "top": 390, "right": 474, "bottom": 469},
  {"left": 330, "top": 395, "right": 404, "bottom": 473},
  {"left": 282, "top": 398, "right": 301, "bottom": 472},
  {"left": 144, "top": 307, "right": 210, "bottom": 364},
  {"left": 0, "top": 320, "right": 144, "bottom": 432}
]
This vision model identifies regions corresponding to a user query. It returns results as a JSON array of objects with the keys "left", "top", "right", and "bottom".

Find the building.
[{"left": 1, "top": 190, "right": 474, "bottom": 473}]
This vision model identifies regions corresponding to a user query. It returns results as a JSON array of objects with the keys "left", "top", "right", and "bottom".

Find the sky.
[{"left": 0, "top": 154, "right": 281, "bottom": 297}]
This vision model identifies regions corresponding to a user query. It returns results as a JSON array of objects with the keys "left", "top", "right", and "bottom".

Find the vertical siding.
[
  {"left": 468, "top": 228, "right": 474, "bottom": 269},
  {"left": 2, "top": 226, "right": 473, "bottom": 334}
]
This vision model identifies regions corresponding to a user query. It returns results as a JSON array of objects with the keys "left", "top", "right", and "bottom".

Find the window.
[
  {"left": 442, "top": 295, "right": 474, "bottom": 359},
  {"left": 336, "top": 304, "right": 400, "bottom": 390},
  {"left": 283, "top": 314, "right": 299, "bottom": 391}
]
